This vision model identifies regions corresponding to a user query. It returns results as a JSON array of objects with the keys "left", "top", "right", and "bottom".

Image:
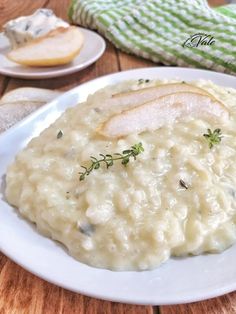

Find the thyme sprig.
[
  {"left": 79, "top": 142, "right": 144, "bottom": 181},
  {"left": 203, "top": 128, "right": 223, "bottom": 149}
]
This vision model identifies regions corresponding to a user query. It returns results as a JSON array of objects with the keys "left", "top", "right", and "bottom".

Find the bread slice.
[
  {"left": 7, "top": 26, "right": 84, "bottom": 67},
  {"left": 0, "top": 87, "right": 61, "bottom": 132},
  {"left": 0, "top": 87, "right": 61, "bottom": 105},
  {"left": 0, "top": 102, "right": 42, "bottom": 132},
  {"left": 98, "top": 92, "right": 229, "bottom": 138}
]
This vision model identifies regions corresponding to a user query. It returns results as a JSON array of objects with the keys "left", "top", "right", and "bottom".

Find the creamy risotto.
[{"left": 5, "top": 79, "right": 236, "bottom": 270}]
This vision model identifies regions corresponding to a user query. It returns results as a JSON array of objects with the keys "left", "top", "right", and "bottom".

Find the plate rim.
[
  {"left": 0, "top": 27, "right": 106, "bottom": 79},
  {"left": 0, "top": 67, "right": 236, "bottom": 305}
]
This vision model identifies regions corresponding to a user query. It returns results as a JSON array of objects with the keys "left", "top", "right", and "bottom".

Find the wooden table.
[{"left": 0, "top": 1, "right": 235, "bottom": 313}]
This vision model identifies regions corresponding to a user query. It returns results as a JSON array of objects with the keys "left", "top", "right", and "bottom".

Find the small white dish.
[
  {"left": 0, "top": 67, "right": 236, "bottom": 305},
  {"left": 0, "top": 28, "right": 105, "bottom": 79}
]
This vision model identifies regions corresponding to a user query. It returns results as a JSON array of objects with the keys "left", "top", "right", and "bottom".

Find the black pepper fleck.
[{"left": 179, "top": 179, "right": 189, "bottom": 190}]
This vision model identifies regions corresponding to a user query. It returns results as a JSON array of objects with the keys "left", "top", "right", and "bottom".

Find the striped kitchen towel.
[{"left": 68, "top": 0, "right": 236, "bottom": 75}]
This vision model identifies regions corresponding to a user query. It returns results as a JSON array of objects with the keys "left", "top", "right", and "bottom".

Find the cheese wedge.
[
  {"left": 101, "top": 83, "right": 210, "bottom": 112},
  {"left": 7, "top": 26, "right": 84, "bottom": 67},
  {"left": 98, "top": 92, "right": 229, "bottom": 138}
]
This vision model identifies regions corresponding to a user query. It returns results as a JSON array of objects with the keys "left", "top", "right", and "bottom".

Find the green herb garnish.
[
  {"left": 57, "top": 130, "right": 63, "bottom": 139},
  {"left": 203, "top": 128, "right": 222, "bottom": 149},
  {"left": 79, "top": 142, "right": 144, "bottom": 181}
]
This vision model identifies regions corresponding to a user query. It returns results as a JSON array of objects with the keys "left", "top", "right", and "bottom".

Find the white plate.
[
  {"left": 0, "top": 28, "right": 105, "bottom": 79},
  {"left": 0, "top": 67, "right": 236, "bottom": 305}
]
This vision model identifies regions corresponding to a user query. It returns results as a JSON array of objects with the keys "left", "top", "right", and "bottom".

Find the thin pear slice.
[
  {"left": 98, "top": 92, "right": 229, "bottom": 138},
  {"left": 101, "top": 83, "right": 210, "bottom": 112},
  {"left": 0, "top": 87, "right": 61, "bottom": 106}
]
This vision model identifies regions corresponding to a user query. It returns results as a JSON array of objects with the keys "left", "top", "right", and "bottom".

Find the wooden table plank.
[
  {"left": 208, "top": 0, "right": 226, "bottom": 6},
  {"left": 118, "top": 51, "right": 155, "bottom": 70},
  {"left": 160, "top": 292, "right": 236, "bottom": 314},
  {"left": 0, "top": 258, "right": 154, "bottom": 314},
  {"left": 44, "top": 0, "right": 72, "bottom": 20},
  {"left": 0, "top": 0, "right": 48, "bottom": 31},
  {"left": 0, "top": 253, "right": 7, "bottom": 271}
]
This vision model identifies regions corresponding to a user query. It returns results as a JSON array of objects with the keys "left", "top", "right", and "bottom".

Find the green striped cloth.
[{"left": 68, "top": 0, "right": 236, "bottom": 75}]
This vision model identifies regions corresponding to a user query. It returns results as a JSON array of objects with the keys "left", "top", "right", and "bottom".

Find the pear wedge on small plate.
[
  {"left": 98, "top": 91, "right": 229, "bottom": 138},
  {"left": 7, "top": 26, "right": 84, "bottom": 67}
]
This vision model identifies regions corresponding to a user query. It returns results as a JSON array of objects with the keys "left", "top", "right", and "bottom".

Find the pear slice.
[
  {"left": 7, "top": 26, "right": 84, "bottom": 67},
  {"left": 101, "top": 83, "right": 210, "bottom": 112},
  {"left": 98, "top": 92, "right": 229, "bottom": 138}
]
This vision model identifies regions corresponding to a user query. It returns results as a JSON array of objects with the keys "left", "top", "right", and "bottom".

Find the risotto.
[{"left": 5, "top": 79, "right": 236, "bottom": 270}]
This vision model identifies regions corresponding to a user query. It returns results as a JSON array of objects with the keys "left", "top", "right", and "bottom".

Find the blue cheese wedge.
[{"left": 3, "top": 9, "right": 69, "bottom": 48}]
